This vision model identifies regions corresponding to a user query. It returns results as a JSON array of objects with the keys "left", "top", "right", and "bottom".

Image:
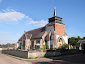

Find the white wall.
[
  {"left": 0, "top": 48, "right": 2, "bottom": 51},
  {"left": 56, "top": 35, "right": 68, "bottom": 48},
  {"left": 62, "top": 35, "right": 68, "bottom": 44},
  {"left": 18, "top": 41, "right": 22, "bottom": 48}
]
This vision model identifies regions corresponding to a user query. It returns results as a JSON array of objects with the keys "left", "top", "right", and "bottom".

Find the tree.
[
  {"left": 68, "top": 36, "right": 81, "bottom": 46},
  {"left": 82, "top": 37, "right": 85, "bottom": 40},
  {"left": 61, "top": 44, "right": 69, "bottom": 49},
  {"left": 77, "top": 36, "right": 81, "bottom": 41},
  {"left": 68, "top": 37, "right": 76, "bottom": 46}
]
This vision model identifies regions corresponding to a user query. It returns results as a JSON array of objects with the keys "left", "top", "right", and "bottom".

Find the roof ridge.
[
  {"left": 26, "top": 26, "right": 45, "bottom": 32},
  {"left": 79, "top": 40, "right": 83, "bottom": 41}
]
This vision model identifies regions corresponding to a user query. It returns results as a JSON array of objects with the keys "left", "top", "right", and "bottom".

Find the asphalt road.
[
  {"left": 0, "top": 53, "right": 31, "bottom": 64},
  {"left": 33, "top": 54, "right": 85, "bottom": 64},
  {"left": 0, "top": 53, "right": 85, "bottom": 64}
]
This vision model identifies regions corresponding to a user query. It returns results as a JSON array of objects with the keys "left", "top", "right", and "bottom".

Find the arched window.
[{"left": 59, "top": 38, "right": 62, "bottom": 42}]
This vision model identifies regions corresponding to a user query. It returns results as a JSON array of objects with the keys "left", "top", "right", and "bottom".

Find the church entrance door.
[{"left": 58, "top": 38, "right": 63, "bottom": 48}]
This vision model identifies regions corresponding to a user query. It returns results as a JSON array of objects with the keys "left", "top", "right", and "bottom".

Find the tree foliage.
[
  {"left": 61, "top": 44, "right": 69, "bottom": 49},
  {"left": 68, "top": 36, "right": 82, "bottom": 46},
  {"left": 57, "top": 44, "right": 69, "bottom": 49}
]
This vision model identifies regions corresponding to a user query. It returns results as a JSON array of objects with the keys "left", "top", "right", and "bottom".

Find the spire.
[{"left": 54, "top": 7, "right": 56, "bottom": 16}]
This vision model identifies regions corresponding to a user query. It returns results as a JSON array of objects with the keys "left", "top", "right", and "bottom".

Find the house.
[
  {"left": 0, "top": 43, "right": 15, "bottom": 50},
  {"left": 0, "top": 47, "right": 2, "bottom": 51},
  {"left": 17, "top": 8, "right": 68, "bottom": 51},
  {"left": 76, "top": 40, "right": 85, "bottom": 50}
]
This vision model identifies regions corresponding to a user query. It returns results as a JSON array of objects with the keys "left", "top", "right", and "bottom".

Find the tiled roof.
[{"left": 18, "top": 26, "right": 46, "bottom": 41}]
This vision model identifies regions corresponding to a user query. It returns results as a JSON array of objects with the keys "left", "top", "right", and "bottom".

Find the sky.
[{"left": 0, "top": 0, "right": 85, "bottom": 44}]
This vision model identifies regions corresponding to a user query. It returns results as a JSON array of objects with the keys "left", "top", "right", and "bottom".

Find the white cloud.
[
  {"left": 0, "top": 9, "right": 26, "bottom": 23},
  {"left": 37, "top": 20, "right": 48, "bottom": 27},
  {"left": 27, "top": 21, "right": 38, "bottom": 24},
  {"left": 26, "top": 18, "right": 38, "bottom": 24},
  {"left": 0, "top": 9, "right": 48, "bottom": 26},
  {"left": 0, "top": 9, "right": 48, "bottom": 44},
  {"left": 26, "top": 19, "right": 48, "bottom": 27},
  {"left": 0, "top": 31, "right": 9, "bottom": 34}
]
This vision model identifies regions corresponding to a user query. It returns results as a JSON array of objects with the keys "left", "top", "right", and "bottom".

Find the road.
[
  {"left": 0, "top": 53, "right": 85, "bottom": 64},
  {"left": 31, "top": 54, "right": 85, "bottom": 64},
  {"left": 0, "top": 53, "right": 31, "bottom": 64}
]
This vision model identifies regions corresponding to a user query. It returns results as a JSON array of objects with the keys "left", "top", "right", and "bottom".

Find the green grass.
[
  {"left": 28, "top": 57, "right": 34, "bottom": 59},
  {"left": 28, "top": 56, "right": 46, "bottom": 59},
  {"left": 0, "top": 51, "right": 2, "bottom": 53},
  {"left": 40, "top": 45, "right": 46, "bottom": 51}
]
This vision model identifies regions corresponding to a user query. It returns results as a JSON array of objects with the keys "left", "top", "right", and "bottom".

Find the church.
[{"left": 17, "top": 8, "right": 68, "bottom": 51}]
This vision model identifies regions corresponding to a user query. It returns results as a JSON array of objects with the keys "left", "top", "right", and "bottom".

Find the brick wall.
[{"left": 54, "top": 23, "right": 65, "bottom": 35}]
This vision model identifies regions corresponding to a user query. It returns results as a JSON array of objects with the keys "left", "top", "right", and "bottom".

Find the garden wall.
[
  {"left": 2, "top": 49, "right": 80, "bottom": 58},
  {"left": 2, "top": 49, "right": 28, "bottom": 58}
]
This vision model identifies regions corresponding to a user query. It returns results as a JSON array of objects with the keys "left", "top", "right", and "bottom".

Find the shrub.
[
  {"left": 40, "top": 45, "right": 46, "bottom": 51},
  {"left": 43, "top": 45, "right": 46, "bottom": 50},
  {"left": 0, "top": 51, "right": 2, "bottom": 53},
  {"left": 58, "top": 44, "right": 69, "bottom": 49}
]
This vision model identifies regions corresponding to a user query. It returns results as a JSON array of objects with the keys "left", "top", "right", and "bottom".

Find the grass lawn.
[{"left": 0, "top": 51, "right": 2, "bottom": 53}]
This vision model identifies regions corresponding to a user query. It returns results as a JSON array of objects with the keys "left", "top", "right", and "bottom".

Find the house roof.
[
  {"left": 77, "top": 40, "right": 85, "bottom": 44},
  {"left": 26, "top": 26, "right": 45, "bottom": 39},
  {"left": 18, "top": 26, "right": 46, "bottom": 41},
  {"left": 0, "top": 43, "right": 14, "bottom": 48}
]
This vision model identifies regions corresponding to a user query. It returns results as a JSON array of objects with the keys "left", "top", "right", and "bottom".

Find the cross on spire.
[{"left": 54, "top": 7, "right": 56, "bottom": 16}]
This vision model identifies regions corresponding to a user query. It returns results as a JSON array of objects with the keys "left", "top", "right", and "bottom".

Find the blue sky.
[{"left": 0, "top": 0, "right": 85, "bottom": 44}]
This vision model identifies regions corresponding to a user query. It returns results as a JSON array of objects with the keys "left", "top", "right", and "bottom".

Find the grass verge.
[
  {"left": 28, "top": 56, "right": 46, "bottom": 59},
  {"left": 0, "top": 51, "right": 2, "bottom": 53}
]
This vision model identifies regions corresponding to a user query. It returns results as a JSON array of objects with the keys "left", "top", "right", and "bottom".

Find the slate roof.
[
  {"left": 26, "top": 26, "right": 45, "bottom": 39},
  {"left": 18, "top": 26, "right": 46, "bottom": 41},
  {"left": 77, "top": 40, "right": 85, "bottom": 44}
]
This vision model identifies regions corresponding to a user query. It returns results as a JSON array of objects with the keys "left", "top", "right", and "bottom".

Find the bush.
[
  {"left": 40, "top": 45, "right": 46, "bottom": 51},
  {"left": 58, "top": 44, "right": 69, "bottom": 49},
  {"left": 43, "top": 45, "right": 46, "bottom": 50},
  {"left": 0, "top": 51, "right": 2, "bottom": 53}
]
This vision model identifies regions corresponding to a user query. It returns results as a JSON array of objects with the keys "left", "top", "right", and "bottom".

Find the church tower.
[
  {"left": 46, "top": 8, "right": 68, "bottom": 49},
  {"left": 49, "top": 8, "right": 62, "bottom": 24}
]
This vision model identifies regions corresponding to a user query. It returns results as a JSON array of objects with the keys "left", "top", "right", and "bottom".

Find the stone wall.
[
  {"left": 2, "top": 49, "right": 80, "bottom": 58},
  {"left": 2, "top": 49, "right": 28, "bottom": 58},
  {"left": 29, "top": 51, "right": 46, "bottom": 58}
]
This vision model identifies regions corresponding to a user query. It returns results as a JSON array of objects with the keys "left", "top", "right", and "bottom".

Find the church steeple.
[
  {"left": 54, "top": 7, "right": 56, "bottom": 16},
  {"left": 48, "top": 8, "right": 63, "bottom": 24}
]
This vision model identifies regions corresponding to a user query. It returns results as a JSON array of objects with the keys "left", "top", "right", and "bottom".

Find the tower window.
[{"left": 59, "top": 38, "right": 62, "bottom": 42}]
